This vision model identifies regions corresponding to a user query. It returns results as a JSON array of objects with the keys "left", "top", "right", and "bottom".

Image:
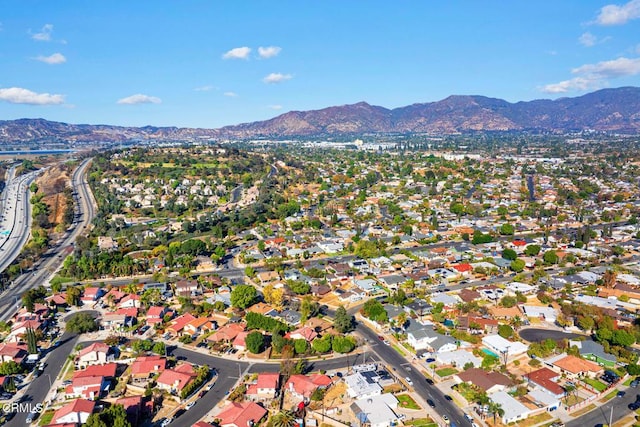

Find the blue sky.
[{"left": 1, "top": 1, "right": 639, "bottom": 128}]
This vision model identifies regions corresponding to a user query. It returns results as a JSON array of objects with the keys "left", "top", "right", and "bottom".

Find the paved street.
[{"left": 566, "top": 388, "right": 639, "bottom": 427}]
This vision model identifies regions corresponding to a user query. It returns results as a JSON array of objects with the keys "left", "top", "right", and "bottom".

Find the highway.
[
  {"left": 0, "top": 158, "right": 96, "bottom": 322},
  {"left": 0, "top": 166, "right": 40, "bottom": 275}
]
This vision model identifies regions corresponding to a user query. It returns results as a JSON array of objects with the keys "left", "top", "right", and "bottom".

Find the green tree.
[
  {"left": 524, "top": 244, "right": 541, "bottom": 256},
  {"left": 65, "top": 312, "right": 98, "bottom": 333},
  {"left": 499, "top": 223, "right": 515, "bottom": 235},
  {"left": 294, "top": 339, "right": 309, "bottom": 355},
  {"left": 543, "top": 250, "right": 559, "bottom": 264},
  {"left": 85, "top": 403, "right": 132, "bottom": 427},
  {"left": 510, "top": 258, "right": 525, "bottom": 272},
  {"left": 25, "top": 327, "right": 38, "bottom": 354},
  {"left": 332, "top": 335, "right": 356, "bottom": 353},
  {"left": 500, "top": 296, "right": 517, "bottom": 308},
  {"left": 245, "top": 331, "right": 265, "bottom": 354},
  {"left": 271, "top": 410, "right": 296, "bottom": 427},
  {"left": 362, "top": 299, "right": 388, "bottom": 323},
  {"left": 66, "top": 286, "right": 82, "bottom": 306},
  {"left": 488, "top": 401, "right": 504, "bottom": 427},
  {"left": 333, "top": 306, "right": 355, "bottom": 333},
  {"left": 498, "top": 324, "right": 514, "bottom": 339},
  {"left": 230, "top": 284, "right": 258, "bottom": 309},
  {"left": 0, "top": 361, "right": 21, "bottom": 375},
  {"left": 502, "top": 248, "right": 517, "bottom": 260},
  {"left": 311, "top": 335, "right": 332, "bottom": 353}
]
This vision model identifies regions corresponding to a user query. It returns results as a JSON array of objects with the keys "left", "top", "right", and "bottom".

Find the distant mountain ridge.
[{"left": 1, "top": 87, "right": 640, "bottom": 143}]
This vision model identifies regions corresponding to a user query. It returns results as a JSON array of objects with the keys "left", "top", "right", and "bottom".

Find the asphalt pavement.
[{"left": 566, "top": 388, "right": 639, "bottom": 427}]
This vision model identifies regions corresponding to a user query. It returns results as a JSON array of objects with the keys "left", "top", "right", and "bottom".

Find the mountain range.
[{"left": 1, "top": 87, "right": 640, "bottom": 144}]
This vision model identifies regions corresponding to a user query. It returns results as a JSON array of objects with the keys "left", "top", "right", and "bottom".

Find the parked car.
[
  {"left": 442, "top": 415, "right": 450, "bottom": 424},
  {"left": 185, "top": 401, "right": 195, "bottom": 410},
  {"left": 617, "top": 391, "right": 626, "bottom": 398},
  {"left": 405, "top": 377, "right": 413, "bottom": 386},
  {"left": 444, "top": 395, "right": 453, "bottom": 401},
  {"left": 631, "top": 379, "right": 640, "bottom": 388}
]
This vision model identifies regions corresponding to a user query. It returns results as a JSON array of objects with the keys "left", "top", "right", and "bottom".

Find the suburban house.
[
  {"left": 286, "top": 326, "right": 318, "bottom": 342},
  {"left": 167, "top": 313, "right": 197, "bottom": 336},
  {"left": 208, "top": 323, "right": 246, "bottom": 343},
  {"left": 544, "top": 354, "right": 603, "bottom": 379},
  {"left": 65, "top": 375, "right": 107, "bottom": 400},
  {"left": 146, "top": 306, "right": 168, "bottom": 325},
  {"left": 525, "top": 368, "right": 566, "bottom": 399},
  {"left": 51, "top": 399, "right": 96, "bottom": 425},
  {"left": 130, "top": 356, "right": 167, "bottom": 380},
  {"left": 216, "top": 401, "right": 268, "bottom": 427},
  {"left": 75, "top": 343, "right": 113, "bottom": 369},
  {"left": 284, "top": 374, "right": 332, "bottom": 399},
  {"left": 482, "top": 335, "right": 528, "bottom": 358},
  {"left": 405, "top": 321, "right": 457, "bottom": 353},
  {"left": 455, "top": 368, "right": 514, "bottom": 394},
  {"left": 74, "top": 363, "right": 118, "bottom": 380},
  {"left": 0, "top": 343, "right": 28, "bottom": 364},
  {"left": 344, "top": 372, "right": 382, "bottom": 399},
  {"left": 156, "top": 364, "right": 197, "bottom": 395},
  {"left": 246, "top": 373, "right": 279, "bottom": 401},
  {"left": 183, "top": 317, "right": 216, "bottom": 337},
  {"left": 350, "top": 394, "right": 400, "bottom": 427},
  {"left": 489, "top": 390, "right": 535, "bottom": 424}
]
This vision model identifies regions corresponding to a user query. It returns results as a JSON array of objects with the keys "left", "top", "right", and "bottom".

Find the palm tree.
[
  {"left": 488, "top": 401, "right": 504, "bottom": 426},
  {"left": 510, "top": 316, "right": 523, "bottom": 331},
  {"left": 271, "top": 410, "right": 296, "bottom": 427}
]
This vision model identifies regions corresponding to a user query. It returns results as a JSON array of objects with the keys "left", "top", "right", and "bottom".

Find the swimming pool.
[{"left": 482, "top": 348, "right": 499, "bottom": 358}]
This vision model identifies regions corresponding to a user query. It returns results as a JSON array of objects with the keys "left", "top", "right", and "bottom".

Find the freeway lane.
[
  {"left": 0, "top": 158, "right": 96, "bottom": 322},
  {"left": 0, "top": 168, "right": 40, "bottom": 274}
]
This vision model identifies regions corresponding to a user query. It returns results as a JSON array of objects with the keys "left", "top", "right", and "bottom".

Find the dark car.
[
  {"left": 425, "top": 378, "right": 434, "bottom": 385},
  {"left": 174, "top": 409, "right": 186, "bottom": 419},
  {"left": 629, "top": 402, "right": 640, "bottom": 410},
  {"left": 444, "top": 395, "right": 453, "bottom": 401},
  {"left": 427, "top": 399, "right": 436, "bottom": 408},
  {"left": 198, "top": 390, "right": 207, "bottom": 398}
]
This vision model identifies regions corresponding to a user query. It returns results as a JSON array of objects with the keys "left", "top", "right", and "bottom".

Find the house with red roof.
[
  {"left": 286, "top": 326, "right": 318, "bottom": 342},
  {"left": 168, "top": 313, "right": 197, "bottom": 336},
  {"left": 75, "top": 342, "right": 112, "bottom": 369},
  {"left": 217, "top": 401, "right": 267, "bottom": 427},
  {"left": 208, "top": 323, "right": 245, "bottom": 343},
  {"left": 118, "top": 294, "right": 142, "bottom": 309},
  {"left": 51, "top": 399, "right": 96, "bottom": 425},
  {"left": 284, "top": 374, "right": 332, "bottom": 399},
  {"left": 65, "top": 375, "right": 107, "bottom": 400},
  {"left": 74, "top": 363, "right": 118, "bottom": 379},
  {"left": 81, "top": 287, "right": 104, "bottom": 305},
  {"left": 452, "top": 263, "right": 473, "bottom": 277},
  {"left": 7, "top": 319, "right": 43, "bottom": 342},
  {"left": 46, "top": 293, "right": 68, "bottom": 308},
  {"left": 184, "top": 317, "right": 216, "bottom": 337},
  {"left": 0, "top": 343, "right": 28, "bottom": 364},
  {"left": 246, "top": 373, "right": 279, "bottom": 401},
  {"left": 156, "top": 365, "right": 196, "bottom": 395},
  {"left": 233, "top": 331, "right": 250, "bottom": 351},
  {"left": 130, "top": 356, "right": 166, "bottom": 380},
  {"left": 146, "top": 306, "right": 167, "bottom": 325},
  {"left": 525, "top": 368, "right": 566, "bottom": 399}
]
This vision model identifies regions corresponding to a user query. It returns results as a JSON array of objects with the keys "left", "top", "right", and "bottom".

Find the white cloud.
[
  {"left": 34, "top": 53, "right": 66, "bottom": 64},
  {"left": 263, "top": 73, "right": 293, "bottom": 84},
  {"left": 595, "top": 0, "right": 640, "bottom": 25},
  {"left": 541, "top": 56, "right": 640, "bottom": 93},
  {"left": 258, "top": 46, "right": 282, "bottom": 59},
  {"left": 579, "top": 32, "right": 597, "bottom": 47},
  {"left": 31, "top": 24, "right": 54, "bottom": 41},
  {"left": 117, "top": 94, "right": 162, "bottom": 105},
  {"left": 222, "top": 47, "right": 251, "bottom": 60},
  {"left": 0, "top": 87, "right": 64, "bottom": 105},
  {"left": 223, "top": 91, "right": 238, "bottom": 97},
  {"left": 268, "top": 104, "right": 283, "bottom": 110},
  {"left": 194, "top": 85, "right": 215, "bottom": 92}
]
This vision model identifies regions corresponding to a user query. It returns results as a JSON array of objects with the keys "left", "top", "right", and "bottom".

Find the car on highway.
[{"left": 427, "top": 399, "right": 435, "bottom": 408}]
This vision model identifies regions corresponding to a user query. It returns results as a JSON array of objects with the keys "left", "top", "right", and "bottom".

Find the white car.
[
  {"left": 185, "top": 401, "right": 195, "bottom": 410},
  {"left": 405, "top": 377, "right": 413, "bottom": 386}
]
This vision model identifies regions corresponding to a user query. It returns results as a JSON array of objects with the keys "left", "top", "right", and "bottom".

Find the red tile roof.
[
  {"left": 525, "top": 368, "right": 564, "bottom": 395},
  {"left": 52, "top": 399, "right": 96, "bottom": 424},
  {"left": 285, "top": 374, "right": 332, "bottom": 397},
  {"left": 77, "top": 342, "right": 110, "bottom": 358},
  {"left": 157, "top": 369, "right": 195, "bottom": 391},
  {"left": 217, "top": 402, "right": 267, "bottom": 427},
  {"left": 74, "top": 363, "right": 118, "bottom": 379},
  {"left": 131, "top": 356, "right": 166, "bottom": 376}
]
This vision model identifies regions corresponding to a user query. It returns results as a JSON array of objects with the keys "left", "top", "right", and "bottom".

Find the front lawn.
[
  {"left": 436, "top": 367, "right": 458, "bottom": 377},
  {"left": 582, "top": 378, "right": 607, "bottom": 392},
  {"left": 397, "top": 394, "right": 421, "bottom": 410},
  {"left": 38, "top": 410, "right": 55, "bottom": 426},
  {"left": 404, "top": 418, "right": 438, "bottom": 427}
]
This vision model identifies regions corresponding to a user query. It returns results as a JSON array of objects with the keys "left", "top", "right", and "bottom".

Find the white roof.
[
  {"left": 353, "top": 394, "right": 399, "bottom": 426},
  {"left": 482, "top": 335, "right": 528, "bottom": 355},
  {"left": 489, "top": 391, "right": 531, "bottom": 421},
  {"left": 506, "top": 282, "right": 535, "bottom": 293},
  {"left": 527, "top": 389, "right": 561, "bottom": 407},
  {"left": 344, "top": 373, "right": 382, "bottom": 398},
  {"left": 436, "top": 350, "right": 482, "bottom": 368},
  {"left": 521, "top": 305, "right": 557, "bottom": 322}
]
